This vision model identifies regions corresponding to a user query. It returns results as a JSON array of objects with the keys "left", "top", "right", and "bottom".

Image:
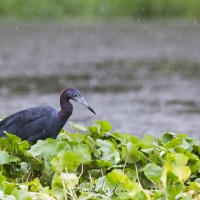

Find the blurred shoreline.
[{"left": 1, "top": 0, "right": 200, "bottom": 20}]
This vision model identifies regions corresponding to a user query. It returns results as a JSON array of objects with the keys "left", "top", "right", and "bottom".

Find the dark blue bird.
[{"left": 0, "top": 88, "right": 96, "bottom": 142}]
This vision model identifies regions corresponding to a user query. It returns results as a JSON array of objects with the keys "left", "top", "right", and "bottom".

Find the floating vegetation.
[{"left": 0, "top": 120, "right": 200, "bottom": 199}]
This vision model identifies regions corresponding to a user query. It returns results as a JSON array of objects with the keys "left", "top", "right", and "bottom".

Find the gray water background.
[{"left": 0, "top": 20, "right": 200, "bottom": 140}]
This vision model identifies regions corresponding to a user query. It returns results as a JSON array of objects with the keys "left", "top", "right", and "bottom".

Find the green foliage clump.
[
  {"left": 0, "top": 120, "right": 200, "bottom": 199},
  {"left": 0, "top": 0, "right": 200, "bottom": 20}
]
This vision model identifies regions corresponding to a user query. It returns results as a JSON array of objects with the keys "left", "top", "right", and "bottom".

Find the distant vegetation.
[{"left": 0, "top": 0, "right": 200, "bottom": 20}]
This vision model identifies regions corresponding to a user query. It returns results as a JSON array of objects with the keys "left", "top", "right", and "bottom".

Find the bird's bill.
[
  {"left": 87, "top": 105, "right": 96, "bottom": 115},
  {"left": 73, "top": 96, "right": 96, "bottom": 115}
]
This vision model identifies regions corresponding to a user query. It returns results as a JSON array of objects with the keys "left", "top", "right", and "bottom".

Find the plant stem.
[
  {"left": 122, "top": 153, "right": 130, "bottom": 174},
  {"left": 135, "top": 163, "right": 142, "bottom": 187}
]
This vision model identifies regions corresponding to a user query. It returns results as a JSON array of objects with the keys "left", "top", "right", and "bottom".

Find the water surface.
[{"left": 0, "top": 20, "right": 200, "bottom": 139}]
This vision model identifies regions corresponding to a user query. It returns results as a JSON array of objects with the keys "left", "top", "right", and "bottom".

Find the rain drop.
[{"left": 0, "top": 58, "right": 3, "bottom": 67}]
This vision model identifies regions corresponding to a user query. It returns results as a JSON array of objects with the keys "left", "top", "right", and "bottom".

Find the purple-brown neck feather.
[{"left": 58, "top": 89, "right": 73, "bottom": 119}]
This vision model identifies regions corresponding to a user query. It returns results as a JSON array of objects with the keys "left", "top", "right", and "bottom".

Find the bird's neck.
[{"left": 58, "top": 99, "right": 73, "bottom": 120}]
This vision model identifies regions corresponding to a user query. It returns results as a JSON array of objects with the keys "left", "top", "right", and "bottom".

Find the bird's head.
[{"left": 66, "top": 88, "right": 96, "bottom": 115}]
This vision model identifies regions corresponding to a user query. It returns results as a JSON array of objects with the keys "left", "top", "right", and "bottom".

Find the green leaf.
[
  {"left": 189, "top": 182, "right": 200, "bottom": 192},
  {"left": 87, "top": 124, "right": 98, "bottom": 135},
  {"left": 73, "top": 144, "right": 91, "bottom": 164},
  {"left": 96, "top": 139, "right": 120, "bottom": 164},
  {"left": 56, "top": 141, "right": 71, "bottom": 152},
  {"left": 105, "top": 169, "right": 149, "bottom": 199},
  {"left": 0, "top": 150, "right": 9, "bottom": 165},
  {"left": 24, "top": 152, "right": 44, "bottom": 169},
  {"left": 69, "top": 121, "right": 86, "bottom": 132},
  {"left": 67, "top": 133, "right": 84, "bottom": 144},
  {"left": 141, "top": 134, "right": 154, "bottom": 148},
  {"left": 9, "top": 155, "right": 21, "bottom": 163},
  {"left": 184, "top": 150, "right": 199, "bottom": 161},
  {"left": 162, "top": 132, "right": 175, "bottom": 143},
  {"left": 95, "top": 160, "right": 112, "bottom": 167},
  {"left": 50, "top": 187, "right": 65, "bottom": 200},
  {"left": 52, "top": 172, "right": 78, "bottom": 189},
  {"left": 18, "top": 140, "right": 30, "bottom": 152},
  {"left": 29, "top": 178, "right": 43, "bottom": 192},
  {"left": 177, "top": 139, "right": 190, "bottom": 149},
  {"left": 106, "top": 169, "right": 137, "bottom": 190},
  {"left": 153, "top": 191, "right": 165, "bottom": 199},
  {"left": 27, "top": 138, "right": 58, "bottom": 159},
  {"left": 141, "top": 148, "right": 153, "bottom": 153},
  {"left": 0, "top": 175, "right": 5, "bottom": 184},
  {"left": 5, "top": 132, "right": 21, "bottom": 142},
  {"left": 189, "top": 159, "right": 200, "bottom": 173},
  {"left": 20, "top": 162, "right": 29, "bottom": 174},
  {"left": 88, "top": 120, "right": 112, "bottom": 135},
  {"left": 98, "top": 120, "right": 112, "bottom": 134},
  {"left": 143, "top": 163, "right": 163, "bottom": 182},
  {"left": 51, "top": 151, "right": 79, "bottom": 172},
  {"left": 3, "top": 183, "right": 15, "bottom": 194},
  {"left": 112, "top": 132, "right": 125, "bottom": 141},
  {"left": 124, "top": 168, "right": 137, "bottom": 182},
  {"left": 121, "top": 146, "right": 141, "bottom": 164},
  {"left": 121, "top": 134, "right": 141, "bottom": 147},
  {"left": 166, "top": 171, "right": 184, "bottom": 198},
  {"left": 94, "top": 176, "right": 106, "bottom": 192},
  {"left": 173, "top": 153, "right": 189, "bottom": 166},
  {"left": 85, "top": 136, "right": 101, "bottom": 158},
  {"left": 163, "top": 137, "right": 183, "bottom": 150},
  {"left": 161, "top": 153, "right": 191, "bottom": 185}
]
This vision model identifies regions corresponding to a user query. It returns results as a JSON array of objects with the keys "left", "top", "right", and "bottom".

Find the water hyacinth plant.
[{"left": 0, "top": 119, "right": 200, "bottom": 199}]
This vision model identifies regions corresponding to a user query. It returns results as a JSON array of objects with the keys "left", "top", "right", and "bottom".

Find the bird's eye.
[{"left": 74, "top": 94, "right": 78, "bottom": 97}]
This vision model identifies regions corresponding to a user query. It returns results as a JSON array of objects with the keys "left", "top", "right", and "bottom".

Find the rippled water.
[{"left": 0, "top": 20, "right": 200, "bottom": 139}]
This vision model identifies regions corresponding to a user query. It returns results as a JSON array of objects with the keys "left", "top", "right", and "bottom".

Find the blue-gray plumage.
[{"left": 0, "top": 88, "right": 96, "bottom": 142}]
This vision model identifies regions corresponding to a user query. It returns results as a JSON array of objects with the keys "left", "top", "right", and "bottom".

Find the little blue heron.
[{"left": 0, "top": 88, "right": 96, "bottom": 142}]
